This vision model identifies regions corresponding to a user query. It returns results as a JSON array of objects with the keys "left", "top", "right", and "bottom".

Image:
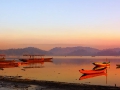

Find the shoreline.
[{"left": 0, "top": 76, "right": 120, "bottom": 90}]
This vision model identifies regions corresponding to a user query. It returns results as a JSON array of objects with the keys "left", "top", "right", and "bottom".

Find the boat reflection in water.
[
  {"left": 79, "top": 72, "right": 107, "bottom": 80},
  {"left": 0, "top": 62, "right": 22, "bottom": 71},
  {"left": 116, "top": 64, "right": 120, "bottom": 69},
  {"left": 0, "top": 54, "right": 53, "bottom": 70},
  {"left": 20, "top": 58, "right": 53, "bottom": 69},
  {"left": 0, "top": 54, "right": 20, "bottom": 70}
]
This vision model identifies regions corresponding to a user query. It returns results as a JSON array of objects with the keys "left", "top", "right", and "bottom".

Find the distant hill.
[
  {"left": 96, "top": 48, "right": 120, "bottom": 56},
  {"left": 0, "top": 46, "right": 120, "bottom": 56},
  {"left": 49, "top": 46, "right": 100, "bottom": 56},
  {"left": 0, "top": 47, "right": 53, "bottom": 56}
]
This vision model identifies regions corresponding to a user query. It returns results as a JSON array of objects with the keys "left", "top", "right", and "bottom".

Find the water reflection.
[
  {"left": 0, "top": 54, "right": 53, "bottom": 69},
  {"left": 1, "top": 56, "right": 120, "bottom": 87},
  {"left": 116, "top": 64, "right": 120, "bottom": 69},
  {"left": 79, "top": 72, "right": 107, "bottom": 80},
  {"left": 53, "top": 58, "right": 93, "bottom": 65},
  {"left": 0, "top": 55, "right": 53, "bottom": 89},
  {"left": 22, "top": 61, "right": 45, "bottom": 69}
]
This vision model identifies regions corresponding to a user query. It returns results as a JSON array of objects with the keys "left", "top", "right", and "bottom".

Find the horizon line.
[{"left": 0, "top": 46, "right": 120, "bottom": 51}]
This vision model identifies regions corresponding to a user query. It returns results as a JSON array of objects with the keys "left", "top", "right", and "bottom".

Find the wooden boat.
[
  {"left": 19, "top": 54, "right": 53, "bottom": 62},
  {"left": 79, "top": 72, "right": 107, "bottom": 80},
  {"left": 92, "top": 62, "right": 110, "bottom": 67},
  {"left": 19, "top": 55, "right": 44, "bottom": 62},
  {"left": 92, "top": 66, "right": 109, "bottom": 70},
  {"left": 22, "top": 61, "right": 44, "bottom": 65},
  {"left": 79, "top": 69, "right": 106, "bottom": 74},
  {"left": 20, "top": 58, "right": 44, "bottom": 62}
]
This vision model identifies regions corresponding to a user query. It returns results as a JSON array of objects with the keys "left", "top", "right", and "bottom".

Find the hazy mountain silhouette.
[
  {"left": 49, "top": 46, "right": 99, "bottom": 56},
  {"left": 0, "top": 46, "right": 120, "bottom": 56},
  {"left": 0, "top": 47, "right": 53, "bottom": 56},
  {"left": 96, "top": 48, "right": 120, "bottom": 56}
]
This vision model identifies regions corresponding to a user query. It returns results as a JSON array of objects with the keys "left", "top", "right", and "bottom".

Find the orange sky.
[
  {"left": 0, "top": 1, "right": 120, "bottom": 50},
  {"left": 0, "top": 39, "right": 120, "bottom": 50}
]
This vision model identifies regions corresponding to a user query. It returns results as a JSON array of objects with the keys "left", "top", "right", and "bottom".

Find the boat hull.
[
  {"left": 79, "top": 69, "right": 105, "bottom": 74},
  {"left": 19, "top": 58, "right": 53, "bottom": 62},
  {"left": 20, "top": 59, "right": 44, "bottom": 62},
  {"left": 93, "top": 63, "right": 110, "bottom": 66}
]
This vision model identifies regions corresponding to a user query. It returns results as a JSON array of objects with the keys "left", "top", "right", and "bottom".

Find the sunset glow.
[{"left": 0, "top": 0, "right": 120, "bottom": 50}]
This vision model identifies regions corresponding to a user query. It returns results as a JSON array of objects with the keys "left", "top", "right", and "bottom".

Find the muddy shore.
[{"left": 0, "top": 76, "right": 120, "bottom": 90}]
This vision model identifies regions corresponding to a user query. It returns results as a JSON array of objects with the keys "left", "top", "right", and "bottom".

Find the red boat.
[
  {"left": 19, "top": 54, "right": 53, "bottom": 62},
  {"left": 19, "top": 55, "right": 52, "bottom": 62},
  {"left": 79, "top": 69, "right": 106, "bottom": 74},
  {"left": 92, "top": 62, "right": 110, "bottom": 67},
  {"left": 92, "top": 66, "right": 109, "bottom": 70}
]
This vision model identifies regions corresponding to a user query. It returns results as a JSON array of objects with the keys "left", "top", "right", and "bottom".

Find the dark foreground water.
[{"left": 1, "top": 56, "right": 120, "bottom": 89}]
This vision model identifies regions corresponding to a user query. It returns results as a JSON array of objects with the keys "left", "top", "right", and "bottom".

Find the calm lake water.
[{"left": 1, "top": 56, "right": 120, "bottom": 89}]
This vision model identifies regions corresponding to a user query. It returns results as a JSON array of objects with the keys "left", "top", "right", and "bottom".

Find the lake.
[{"left": 0, "top": 56, "right": 120, "bottom": 89}]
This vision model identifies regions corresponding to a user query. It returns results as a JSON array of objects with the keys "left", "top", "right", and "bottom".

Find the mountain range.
[{"left": 0, "top": 46, "right": 120, "bottom": 56}]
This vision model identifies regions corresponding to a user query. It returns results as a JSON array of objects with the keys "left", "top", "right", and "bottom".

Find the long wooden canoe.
[
  {"left": 92, "top": 62, "right": 110, "bottom": 67},
  {"left": 19, "top": 54, "right": 53, "bottom": 62},
  {"left": 79, "top": 69, "right": 105, "bottom": 74}
]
